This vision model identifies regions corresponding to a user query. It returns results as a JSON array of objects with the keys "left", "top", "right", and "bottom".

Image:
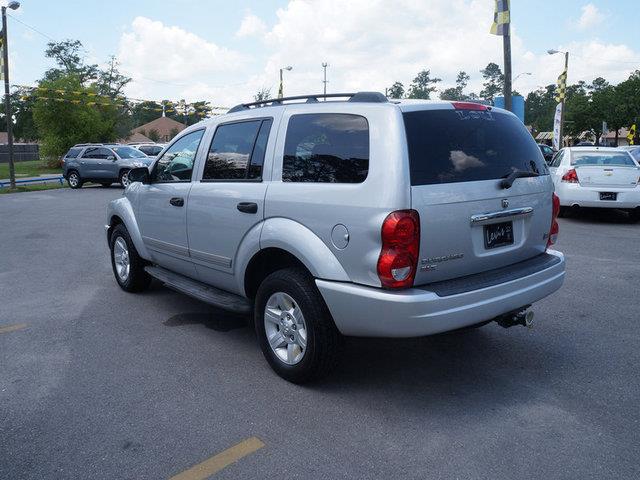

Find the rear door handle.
[
  {"left": 237, "top": 202, "right": 258, "bottom": 214},
  {"left": 169, "top": 197, "right": 184, "bottom": 207}
]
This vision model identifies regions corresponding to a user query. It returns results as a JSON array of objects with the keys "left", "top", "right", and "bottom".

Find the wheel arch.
[{"left": 106, "top": 197, "right": 151, "bottom": 260}]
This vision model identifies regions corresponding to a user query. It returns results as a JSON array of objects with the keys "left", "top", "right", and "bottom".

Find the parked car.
[
  {"left": 538, "top": 143, "right": 556, "bottom": 164},
  {"left": 106, "top": 92, "right": 565, "bottom": 382},
  {"left": 548, "top": 146, "right": 640, "bottom": 220},
  {"left": 131, "top": 143, "right": 166, "bottom": 158},
  {"left": 63, "top": 144, "right": 153, "bottom": 189}
]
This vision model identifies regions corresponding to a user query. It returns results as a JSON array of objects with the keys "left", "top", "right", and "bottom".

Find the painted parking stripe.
[
  {"left": 169, "top": 437, "right": 265, "bottom": 480},
  {"left": 0, "top": 323, "right": 27, "bottom": 334}
]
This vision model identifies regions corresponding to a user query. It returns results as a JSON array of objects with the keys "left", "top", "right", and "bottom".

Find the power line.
[{"left": 7, "top": 13, "right": 56, "bottom": 42}]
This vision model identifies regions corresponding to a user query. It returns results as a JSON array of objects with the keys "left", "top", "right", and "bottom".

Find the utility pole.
[
  {"left": 322, "top": 62, "right": 328, "bottom": 99},
  {"left": 503, "top": 28, "right": 512, "bottom": 112},
  {"left": 1, "top": 2, "right": 20, "bottom": 189}
]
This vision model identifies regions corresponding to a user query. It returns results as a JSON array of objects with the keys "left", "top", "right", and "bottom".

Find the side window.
[
  {"left": 282, "top": 113, "right": 369, "bottom": 183},
  {"left": 65, "top": 147, "right": 81, "bottom": 158},
  {"left": 152, "top": 130, "right": 204, "bottom": 183},
  {"left": 83, "top": 147, "right": 108, "bottom": 159},
  {"left": 551, "top": 150, "right": 564, "bottom": 168},
  {"left": 202, "top": 118, "right": 272, "bottom": 181}
]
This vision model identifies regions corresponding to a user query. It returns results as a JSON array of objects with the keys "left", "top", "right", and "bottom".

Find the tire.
[
  {"left": 100, "top": 183, "right": 112, "bottom": 187},
  {"left": 629, "top": 208, "right": 640, "bottom": 223},
  {"left": 254, "top": 268, "right": 342, "bottom": 383},
  {"left": 119, "top": 169, "right": 131, "bottom": 188},
  {"left": 67, "top": 170, "right": 83, "bottom": 189},
  {"left": 109, "top": 224, "right": 151, "bottom": 293}
]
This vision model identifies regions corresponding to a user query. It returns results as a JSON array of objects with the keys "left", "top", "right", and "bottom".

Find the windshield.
[
  {"left": 403, "top": 109, "right": 547, "bottom": 186},
  {"left": 571, "top": 152, "right": 637, "bottom": 167},
  {"left": 112, "top": 146, "right": 147, "bottom": 159}
]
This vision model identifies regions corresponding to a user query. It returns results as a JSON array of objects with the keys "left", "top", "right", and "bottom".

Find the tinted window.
[
  {"left": 203, "top": 121, "right": 262, "bottom": 180},
  {"left": 403, "top": 109, "right": 547, "bottom": 185},
  {"left": 551, "top": 150, "right": 564, "bottom": 167},
  {"left": 249, "top": 119, "right": 273, "bottom": 179},
  {"left": 283, "top": 113, "right": 369, "bottom": 183},
  {"left": 139, "top": 146, "right": 163, "bottom": 156},
  {"left": 153, "top": 130, "right": 204, "bottom": 182},
  {"left": 83, "top": 147, "right": 112, "bottom": 159},
  {"left": 113, "top": 146, "right": 146, "bottom": 159},
  {"left": 65, "top": 147, "right": 81, "bottom": 158},
  {"left": 571, "top": 152, "right": 637, "bottom": 167}
]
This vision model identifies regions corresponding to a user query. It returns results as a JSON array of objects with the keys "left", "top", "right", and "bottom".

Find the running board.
[{"left": 145, "top": 266, "right": 252, "bottom": 314}]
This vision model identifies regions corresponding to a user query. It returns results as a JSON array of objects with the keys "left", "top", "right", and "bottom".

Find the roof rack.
[{"left": 228, "top": 91, "right": 388, "bottom": 113}]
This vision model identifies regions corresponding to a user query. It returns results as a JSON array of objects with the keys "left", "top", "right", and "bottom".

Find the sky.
[{"left": 4, "top": 0, "right": 640, "bottom": 109}]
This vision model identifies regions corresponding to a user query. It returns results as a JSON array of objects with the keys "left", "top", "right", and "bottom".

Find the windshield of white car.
[
  {"left": 571, "top": 152, "right": 637, "bottom": 167},
  {"left": 112, "top": 146, "right": 147, "bottom": 159}
]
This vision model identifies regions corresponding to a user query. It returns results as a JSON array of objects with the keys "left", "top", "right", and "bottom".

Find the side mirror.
[
  {"left": 128, "top": 166, "right": 150, "bottom": 184},
  {"left": 107, "top": 155, "right": 116, "bottom": 161}
]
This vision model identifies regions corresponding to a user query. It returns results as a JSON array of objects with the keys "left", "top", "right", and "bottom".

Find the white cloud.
[
  {"left": 117, "top": 17, "right": 248, "bottom": 100},
  {"left": 235, "top": 12, "right": 267, "bottom": 38},
  {"left": 575, "top": 3, "right": 603, "bottom": 30},
  {"left": 117, "top": 2, "right": 640, "bottom": 108}
]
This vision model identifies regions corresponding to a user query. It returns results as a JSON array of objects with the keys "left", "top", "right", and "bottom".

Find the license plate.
[
  {"left": 484, "top": 221, "right": 514, "bottom": 249},
  {"left": 599, "top": 192, "right": 617, "bottom": 201}
]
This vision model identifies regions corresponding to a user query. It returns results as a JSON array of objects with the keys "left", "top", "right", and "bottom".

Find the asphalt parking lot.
[{"left": 1, "top": 187, "right": 639, "bottom": 480}]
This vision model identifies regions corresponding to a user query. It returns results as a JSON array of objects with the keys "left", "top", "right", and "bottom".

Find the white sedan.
[{"left": 548, "top": 146, "right": 640, "bottom": 221}]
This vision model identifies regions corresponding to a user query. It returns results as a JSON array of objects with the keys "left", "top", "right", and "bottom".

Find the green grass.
[
  {"left": 0, "top": 182, "right": 68, "bottom": 194},
  {"left": 0, "top": 160, "right": 62, "bottom": 179}
]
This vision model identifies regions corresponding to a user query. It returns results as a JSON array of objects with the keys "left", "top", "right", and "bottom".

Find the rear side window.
[
  {"left": 283, "top": 113, "right": 369, "bottom": 183},
  {"left": 83, "top": 147, "right": 112, "bottom": 159},
  {"left": 203, "top": 118, "right": 272, "bottom": 181},
  {"left": 403, "top": 109, "right": 547, "bottom": 185},
  {"left": 65, "top": 147, "right": 81, "bottom": 158},
  {"left": 139, "top": 146, "right": 163, "bottom": 156},
  {"left": 571, "top": 152, "right": 637, "bottom": 167}
]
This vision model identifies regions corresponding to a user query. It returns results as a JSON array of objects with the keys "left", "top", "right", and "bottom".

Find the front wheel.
[
  {"left": 119, "top": 170, "right": 131, "bottom": 188},
  {"left": 254, "top": 268, "right": 342, "bottom": 383},
  {"left": 109, "top": 224, "right": 151, "bottom": 292}
]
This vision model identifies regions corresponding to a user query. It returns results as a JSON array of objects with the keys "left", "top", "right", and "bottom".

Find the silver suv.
[
  {"left": 106, "top": 92, "right": 565, "bottom": 383},
  {"left": 63, "top": 144, "right": 152, "bottom": 188}
]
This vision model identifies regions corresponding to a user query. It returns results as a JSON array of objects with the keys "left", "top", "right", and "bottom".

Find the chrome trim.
[
  {"left": 142, "top": 236, "right": 189, "bottom": 257},
  {"left": 470, "top": 207, "right": 534, "bottom": 225},
  {"left": 189, "top": 248, "right": 232, "bottom": 268}
]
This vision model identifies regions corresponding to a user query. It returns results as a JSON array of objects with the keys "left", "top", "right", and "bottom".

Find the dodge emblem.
[{"left": 501, "top": 199, "right": 509, "bottom": 209}]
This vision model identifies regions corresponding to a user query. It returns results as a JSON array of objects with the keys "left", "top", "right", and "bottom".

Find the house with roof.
[{"left": 130, "top": 116, "right": 185, "bottom": 143}]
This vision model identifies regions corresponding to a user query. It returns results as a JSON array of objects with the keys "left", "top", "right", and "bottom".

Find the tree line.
[{"left": 0, "top": 39, "right": 215, "bottom": 160}]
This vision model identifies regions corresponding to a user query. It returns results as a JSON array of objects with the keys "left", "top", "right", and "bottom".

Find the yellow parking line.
[
  {"left": 169, "top": 437, "right": 265, "bottom": 480},
  {"left": 0, "top": 323, "right": 27, "bottom": 334}
]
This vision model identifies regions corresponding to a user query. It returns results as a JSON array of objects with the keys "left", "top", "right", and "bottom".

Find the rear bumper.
[
  {"left": 556, "top": 183, "right": 640, "bottom": 209},
  {"left": 316, "top": 250, "right": 565, "bottom": 337}
]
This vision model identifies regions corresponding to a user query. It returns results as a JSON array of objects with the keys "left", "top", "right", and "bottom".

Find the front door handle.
[
  {"left": 169, "top": 197, "right": 184, "bottom": 207},
  {"left": 237, "top": 202, "right": 258, "bottom": 214}
]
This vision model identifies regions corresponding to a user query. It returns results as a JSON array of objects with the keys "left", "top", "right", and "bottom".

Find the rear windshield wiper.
[{"left": 500, "top": 170, "right": 539, "bottom": 189}]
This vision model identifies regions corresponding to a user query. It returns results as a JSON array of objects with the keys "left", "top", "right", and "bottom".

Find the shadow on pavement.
[{"left": 561, "top": 207, "right": 638, "bottom": 224}]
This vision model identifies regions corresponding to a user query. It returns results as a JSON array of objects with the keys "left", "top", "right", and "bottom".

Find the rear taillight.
[
  {"left": 451, "top": 101, "right": 488, "bottom": 111},
  {"left": 561, "top": 168, "right": 578, "bottom": 183},
  {"left": 377, "top": 210, "right": 420, "bottom": 289},
  {"left": 547, "top": 193, "right": 560, "bottom": 248}
]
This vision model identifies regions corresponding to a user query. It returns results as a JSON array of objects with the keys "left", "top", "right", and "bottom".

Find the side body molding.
[
  {"left": 258, "top": 217, "right": 350, "bottom": 282},
  {"left": 106, "top": 196, "right": 151, "bottom": 260}
]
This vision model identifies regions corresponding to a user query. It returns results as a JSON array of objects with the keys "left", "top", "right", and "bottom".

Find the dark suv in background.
[{"left": 63, "top": 144, "right": 153, "bottom": 189}]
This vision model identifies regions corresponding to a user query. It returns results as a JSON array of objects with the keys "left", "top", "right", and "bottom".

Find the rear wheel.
[
  {"left": 67, "top": 171, "right": 83, "bottom": 189},
  {"left": 109, "top": 224, "right": 151, "bottom": 292},
  {"left": 254, "top": 268, "right": 342, "bottom": 383}
]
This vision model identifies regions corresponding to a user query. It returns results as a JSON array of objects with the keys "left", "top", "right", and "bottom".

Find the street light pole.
[
  {"left": 322, "top": 62, "right": 328, "bottom": 99},
  {"left": 278, "top": 66, "right": 292, "bottom": 99},
  {"left": 2, "top": 2, "right": 19, "bottom": 189}
]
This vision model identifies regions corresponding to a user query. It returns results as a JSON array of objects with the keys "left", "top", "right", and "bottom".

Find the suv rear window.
[
  {"left": 65, "top": 147, "right": 82, "bottom": 158},
  {"left": 403, "top": 109, "right": 547, "bottom": 185},
  {"left": 283, "top": 113, "right": 369, "bottom": 183}
]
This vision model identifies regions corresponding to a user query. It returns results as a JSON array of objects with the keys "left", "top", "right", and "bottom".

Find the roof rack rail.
[{"left": 228, "top": 91, "right": 387, "bottom": 113}]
